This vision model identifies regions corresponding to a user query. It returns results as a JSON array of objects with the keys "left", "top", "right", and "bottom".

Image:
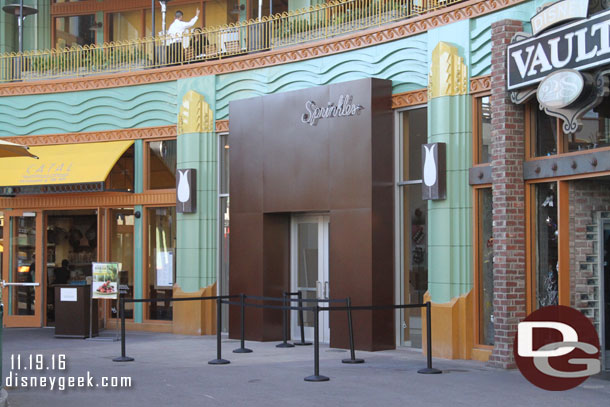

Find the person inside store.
[
  {"left": 54, "top": 259, "right": 71, "bottom": 285},
  {"left": 166, "top": 8, "right": 200, "bottom": 65}
]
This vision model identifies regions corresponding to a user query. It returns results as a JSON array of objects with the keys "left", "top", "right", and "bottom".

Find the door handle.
[
  {"left": 316, "top": 281, "right": 323, "bottom": 299},
  {"left": 324, "top": 281, "right": 329, "bottom": 299},
  {"left": 1, "top": 280, "right": 40, "bottom": 287}
]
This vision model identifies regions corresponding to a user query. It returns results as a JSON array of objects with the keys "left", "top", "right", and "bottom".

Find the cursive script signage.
[
  {"left": 508, "top": 9, "right": 610, "bottom": 91},
  {"left": 531, "top": 0, "right": 588, "bottom": 36},
  {"left": 301, "top": 94, "right": 364, "bottom": 126}
]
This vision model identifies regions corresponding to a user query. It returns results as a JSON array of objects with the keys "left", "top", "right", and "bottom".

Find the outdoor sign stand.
[{"left": 85, "top": 264, "right": 121, "bottom": 342}]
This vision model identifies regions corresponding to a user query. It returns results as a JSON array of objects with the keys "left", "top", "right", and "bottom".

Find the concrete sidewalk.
[{"left": 1, "top": 328, "right": 609, "bottom": 407}]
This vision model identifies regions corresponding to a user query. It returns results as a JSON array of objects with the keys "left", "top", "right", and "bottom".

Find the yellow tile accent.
[
  {"left": 178, "top": 90, "right": 214, "bottom": 135},
  {"left": 428, "top": 42, "right": 468, "bottom": 99}
]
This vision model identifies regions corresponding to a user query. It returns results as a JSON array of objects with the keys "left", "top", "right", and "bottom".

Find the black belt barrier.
[{"left": 113, "top": 292, "right": 442, "bottom": 380}]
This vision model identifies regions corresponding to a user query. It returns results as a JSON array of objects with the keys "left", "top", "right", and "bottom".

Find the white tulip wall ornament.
[
  {"left": 176, "top": 169, "right": 197, "bottom": 213},
  {"left": 421, "top": 143, "right": 446, "bottom": 200}
]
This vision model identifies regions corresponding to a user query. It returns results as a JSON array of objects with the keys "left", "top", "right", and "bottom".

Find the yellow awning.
[{"left": 0, "top": 140, "right": 134, "bottom": 187}]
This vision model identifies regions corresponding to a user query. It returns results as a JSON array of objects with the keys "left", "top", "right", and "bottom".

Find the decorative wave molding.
[
  {"left": 0, "top": 83, "right": 177, "bottom": 137},
  {"left": 215, "top": 36, "right": 428, "bottom": 120}
]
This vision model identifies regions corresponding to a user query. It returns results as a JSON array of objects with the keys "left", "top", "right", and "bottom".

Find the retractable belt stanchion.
[
  {"left": 304, "top": 305, "right": 329, "bottom": 382},
  {"left": 112, "top": 294, "right": 134, "bottom": 362},
  {"left": 209, "top": 296, "right": 230, "bottom": 365},
  {"left": 417, "top": 301, "right": 442, "bottom": 374},
  {"left": 341, "top": 297, "right": 364, "bottom": 364},
  {"left": 233, "top": 293, "right": 253, "bottom": 353},
  {"left": 276, "top": 292, "right": 294, "bottom": 348},
  {"left": 292, "top": 291, "right": 312, "bottom": 346}
]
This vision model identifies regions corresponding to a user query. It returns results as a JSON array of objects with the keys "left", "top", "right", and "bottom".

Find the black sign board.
[
  {"left": 507, "top": 9, "right": 610, "bottom": 90},
  {"left": 176, "top": 168, "right": 197, "bottom": 213},
  {"left": 421, "top": 143, "right": 446, "bottom": 201}
]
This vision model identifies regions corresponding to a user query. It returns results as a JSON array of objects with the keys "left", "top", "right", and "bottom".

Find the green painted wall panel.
[
  {"left": 176, "top": 76, "right": 218, "bottom": 293},
  {"left": 427, "top": 94, "right": 473, "bottom": 304},
  {"left": 0, "top": 83, "right": 177, "bottom": 137},
  {"left": 215, "top": 33, "right": 428, "bottom": 119}
]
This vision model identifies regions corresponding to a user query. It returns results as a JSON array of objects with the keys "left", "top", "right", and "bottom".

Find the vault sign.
[{"left": 507, "top": 8, "right": 610, "bottom": 91}]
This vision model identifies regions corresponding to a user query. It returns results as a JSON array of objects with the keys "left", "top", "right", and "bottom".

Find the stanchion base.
[
  {"left": 276, "top": 342, "right": 295, "bottom": 348},
  {"left": 417, "top": 367, "right": 442, "bottom": 374},
  {"left": 112, "top": 356, "right": 134, "bottom": 362},
  {"left": 233, "top": 347, "right": 253, "bottom": 353},
  {"left": 342, "top": 358, "right": 365, "bottom": 364},
  {"left": 208, "top": 359, "right": 231, "bottom": 365},
  {"left": 293, "top": 341, "right": 312, "bottom": 346},
  {"left": 304, "top": 375, "right": 330, "bottom": 382}
]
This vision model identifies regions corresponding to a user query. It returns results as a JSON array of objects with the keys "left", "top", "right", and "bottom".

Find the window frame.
[
  {"left": 144, "top": 137, "right": 178, "bottom": 193},
  {"left": 472, "top": 92, "right": 491, "bottom": 166}
]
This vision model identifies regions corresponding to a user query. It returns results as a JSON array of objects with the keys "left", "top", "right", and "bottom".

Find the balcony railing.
[{"left": 0, "top": 0, "right": 462, "bottom": 83}]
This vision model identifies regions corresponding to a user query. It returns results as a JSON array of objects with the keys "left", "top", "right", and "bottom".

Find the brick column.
[{"left": 488, "top": 19, "right": 527, "bottom": 369}]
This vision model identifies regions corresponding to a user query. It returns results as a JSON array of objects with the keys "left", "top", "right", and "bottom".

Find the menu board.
[
  {"left": 156, "top": 250, "right": 174, "bottom": 288},
  {"left": 91, "top": 262, "right": 120, "bottom": 299}
]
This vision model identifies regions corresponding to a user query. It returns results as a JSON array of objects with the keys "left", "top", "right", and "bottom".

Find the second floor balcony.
[{"left": 0, "top": 0, "right": 464, "bottom": 84}]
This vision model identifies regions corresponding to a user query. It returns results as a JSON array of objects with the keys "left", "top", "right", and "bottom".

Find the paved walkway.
[{"left": 1, "top": 328, "right": 609, "bottom": 407}]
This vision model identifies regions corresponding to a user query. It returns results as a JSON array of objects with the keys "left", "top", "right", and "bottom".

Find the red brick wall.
[
  {"left": 569, "top": 180, "right": 610, "bottom": 335},
  {"left": 488, "top": 19, "right": 527, "bottom": 369}
]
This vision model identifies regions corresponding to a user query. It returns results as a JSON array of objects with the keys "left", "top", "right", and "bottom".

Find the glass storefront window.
[
  {"left": 400, "top": 107, "right": 428, "bottom": 348},
  {"left": 477, "top": 188, "right": 494, "bottom": 345},
  {"left": 54, "top": 15, "right": 96, "bottom": 48},
  {"left": 147, "top": 207, "right": 176, "bottom": 321},
  {"left": 249, "top": 0, "right": 287, "bottom": 19},
  {"left": 148, "top": 140, "right": 177, "bottom": 190},
  {"left": 219, "top": 134, "right": 230, "bottom": 330},
  {"left": 109, "top": 10, "right": 143, "bottom": 42},
  {"left": 565, "top": 107, "right": 610, "bottom": 152},
  {"left": 110, "top": 209, "right": 135, "bottom": 319},
  {"left": 534, "top": 182, "right": 558, "bottom": 309},
  {"left": 530, "top": 102, "right": 558, "bottom": 157},
  {"left": 106, "top": 145, "right": 135, "bottom": 191},
  {"left": 475, "top": 96, "right": 492, "bottom": 164}
]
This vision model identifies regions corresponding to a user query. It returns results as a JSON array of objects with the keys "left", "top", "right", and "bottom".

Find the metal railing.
[{"left": 0, "top": 0, "right": 463, "bottom": 83}]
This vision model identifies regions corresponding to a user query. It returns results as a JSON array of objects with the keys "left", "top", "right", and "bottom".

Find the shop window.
[
  {"left": 529, "top": 102, "right": 558, "bottom": 158},
  {"left": 533, "top": 182, "right": 558, "bottom": 309},
  {"left": 148, "top": 140, "right": 177, "bottom": 190},
  {"left": 399, "top": 107, "right": 428, "bottom": 348},
  {"left": 474, "top": 95, "right": 492, "bottom": 164},
  {"left": 46, "top": 210, "right": 98, "bottom": 325},
  {"left": 249, "top": 0, "right": 288, "bottom": 19},
  {"left": 108, "top": 10, "right": 143, "bottom": 42},
  {"left": 110, "top": 209, "right": 135, "bottom": 319},
  {"left": 147, "top": 207, "right": 176, "bottom": 321},
  {"left": 476, "top": 188, "right": 494, "bottom": 346},
  {"left": 54, "top": 15, "right": 96, "bottom": 48},
  {"left": 564, "top": 102, "right": 610, "bottom": 152},
  {"left": 218, "top": 134, "right": 230, "bottom": 330},
  {"left": 106, "top": 145, "right": 135, "bottom": 192},
  {"left": 206, "top": 0, "right": 240, "bottom": 27}
]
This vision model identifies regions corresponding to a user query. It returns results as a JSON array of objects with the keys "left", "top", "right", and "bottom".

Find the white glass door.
[{"left": 291, "top": 214, "right": 329, "bottom": 343}]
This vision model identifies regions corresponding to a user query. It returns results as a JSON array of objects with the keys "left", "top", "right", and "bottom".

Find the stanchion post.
[
  {"left": 304, "top": 305, "right": 329, "bottom": 382},
  {"left": 417, "top": 301, "right": 441, "bottom": 374},
  {"left": 293, "top": 291, "right": 311, "bottom": 346},
  {"left": 209, "top": 297, "right": 230, "bottom": 365},
  {"left": 276, "top": 292, "right": 294, "bottom": 348},
  {"left": 112, "top": 295, "right": 134, "bottom": 362},
  {"left": 233, "top": 293, "right": 253, "bottom": 353},
  {"left": 342, "top": 297, "right": 364, "bottom": 364}
]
